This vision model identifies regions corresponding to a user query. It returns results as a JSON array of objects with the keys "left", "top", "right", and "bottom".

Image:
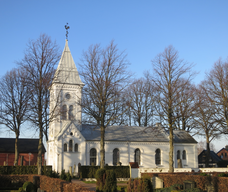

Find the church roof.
[
  {"left": 80, "top": 124, "right": 197, "bottom": 143},
  {"left": 53, "top": 40, "right": 84, "bottom": 85},
  {"left": 0, "top": 138, "right": 46, "bottom": 153}
]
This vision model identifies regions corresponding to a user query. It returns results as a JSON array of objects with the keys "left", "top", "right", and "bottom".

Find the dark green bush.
[
  {"left": 96, "top": 168, "right": 106, "bottom": 192},
  {"left": 127, "top": 176, "right": 153, "bottom": 192},
  {"left": 44, "top": 168, "right": 59, "bottom": 178},
  {"left": 22, "top": 181, "right": 35, "bottom": 192},
  {"left": 181, "top": 188, "right": 203, "bottom": 192},
  {"left": 199, "top": 172, "right": 208, "bottom": 176},
  {"left": 218, "top": 173, "right": 228, "bottom": 177},
  {"left": 66, "top": 171, "right": 72, "bottom": 182},
  {"left": 142, "top": 174, "right": 153, "bottom": 192},
  {"left": 103, "top": 170, "right": 117, "bottom": 192},
  {"left": 60, "top": 169, "right": 67, "bottom": 180}
]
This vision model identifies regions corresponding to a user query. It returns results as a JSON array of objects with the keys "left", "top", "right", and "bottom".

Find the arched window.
[
  {"left": 134, "top": 148, "right": 141, "bottom": 165},
  {"left": 113, "top": 148, "right": 120, "bottom": 165},
  {"left": 90, "top": 148, "right": 97, "bottom": 166},
  {"left": 69, "top": 105, "right": 74, "bottom": 120},
  {"left": 177, "top": 150, "right": 180, "bottom": 159},
  {"left": 155, "top": 148, "right": 161, "bottom": 165},
  {"left": 75, "top": 143, "right": 78, "bottom": 152},
  {"left": 182, "top": 150, "right": 186, "bottom": 160},
  {"left": 61, "top": 105, "right": 67, "bottom": 120},
  {"left": 69, "top": 140, "right": 73, "bottom": 152},
  {"left": 64, "top": 143, "right": 67, "bottom": 152}
]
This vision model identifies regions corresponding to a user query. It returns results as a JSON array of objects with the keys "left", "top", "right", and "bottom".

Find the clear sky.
[{"left": 0, "top": 0, "right": 228, "bottom": 151}]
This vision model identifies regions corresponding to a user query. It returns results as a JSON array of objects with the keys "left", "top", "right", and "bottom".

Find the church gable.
[{"left": 56, "top": 121, "right": 85, "bottom": 142}]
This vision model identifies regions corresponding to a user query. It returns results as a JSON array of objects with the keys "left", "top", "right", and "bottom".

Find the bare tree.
[
  {"left": 0, "top": 68, "right": 31, "bottom": 165},
  {"left": 173, "top": 79, "right": 197, "bottom": 133},
  {"left": 151, "top": 45, "right": 195, "bottom": 172},
  {"left": 202, "top": 59, "right": 228, "bottom": 133},
  {"left": 127, "top": 74, "right": 156, "bottom": 127},
  {"left": 194, "top": 85, "right": 220, "bottom": 167},
  {"left": 79, "top": 41, "right": 131, "bottom": 168},
  {"left": 17, "top": 34, "right": 60, "bottom": 174}
]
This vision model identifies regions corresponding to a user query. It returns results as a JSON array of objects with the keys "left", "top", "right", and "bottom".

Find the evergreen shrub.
[
  {"left": 127, "top": 176, "right": 153, "bottom": 192},
  {"left": 103, "top": 170, "right": 117, "bottom": 192},
  {"left": 60, "top": 169, "right": 67, "bottom": 180},
  {"left": 22, "top": 181, "right": 36, "bottom": 192},
  {"left": 95, "top": 168, "right": 106, "bottom": 192}
]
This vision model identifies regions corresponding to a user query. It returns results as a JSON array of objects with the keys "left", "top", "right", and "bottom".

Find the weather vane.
[{"left": 65, "top": 23, "right": 70, "bottom": 40}]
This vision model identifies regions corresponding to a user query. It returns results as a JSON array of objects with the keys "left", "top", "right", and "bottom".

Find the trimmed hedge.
[
  {"left": 0, "top": 165, "right": 52, "bottom": 175},
  {"left": 217, "top": 160, "right": 228, "bottom": 167},
  {"left": 80, "top": 165, "right": 129, "bottom": 178}
]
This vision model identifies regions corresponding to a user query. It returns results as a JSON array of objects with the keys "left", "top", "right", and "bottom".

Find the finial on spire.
[{"left": 65, "top": 23, "right": 70, "bottom": 40}]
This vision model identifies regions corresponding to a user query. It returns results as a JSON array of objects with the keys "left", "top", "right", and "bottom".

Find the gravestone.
[
  {"left": 177, "top": 159, "right": 182, "bottom": 168},
  {"left": 183, "top": 181, "right": 195, "bottom": 189},
  {"left": 152, "top": 177, "right": 163, "bottom": 189},
  {"left": 37, "top": 188, "right": 45, "bottom": 192},
  {"left": 74, "top": 164, "right": 76, "bottom": 175},
  {"left": 78, "top": 163, "right": 81, "bottom": 177},
  {"left": 69, "top": 166, "right": 72, "bottom": 176},
  {"left": 20, "top": 156, "right": 24, "bottom": 166},
  {"left": 206, "top": 185, "right": 215, "bottom": 192}
]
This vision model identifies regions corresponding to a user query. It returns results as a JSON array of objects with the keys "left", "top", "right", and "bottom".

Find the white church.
[{"left": 47, "top": 40, "right": 198, "bottom": 173}]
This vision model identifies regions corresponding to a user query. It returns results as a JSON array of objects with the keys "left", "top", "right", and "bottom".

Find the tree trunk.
[
  {"left": 205, "top": 136, "right": 210, "bottom": 168},
  {"left": 14, "top": 133, "right": 19, "bottom": 165},
  {"left": 100, "top": 126, "right": 105, "bottom": 168},
  {"left": 37, "top": 129, "right": 43, "bottom": 175},
  {"left": 169, "top": 127, "right": 174, "bottom": 172}
]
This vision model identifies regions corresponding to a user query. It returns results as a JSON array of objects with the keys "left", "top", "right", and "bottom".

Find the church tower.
[
  {"left": 49, "top": 40, "right": 84, "bottom": 140},
  {"left": 47, "top": 40, "right": 84, "bottom": 171}
]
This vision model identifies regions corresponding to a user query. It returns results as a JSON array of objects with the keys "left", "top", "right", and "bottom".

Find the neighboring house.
[
  {"left": 198, "top": 150, "right": 222, "bottom": 168},
  {"left": 217, "top": 146, "right": 228, "bottom": 160},
  {"left": 47, "top": 39, "right": 199, "bottom": 173},
  {"left": 0, "top": 138, "right": 46, "bottom": 166}
]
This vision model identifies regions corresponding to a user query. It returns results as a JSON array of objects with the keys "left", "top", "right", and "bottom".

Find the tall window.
[
  {"left": 177, "top": 150, "right": 180, "bottom": 159},
  {"left": 182, "top": 150, "right": 186, "bottom": 160},
  {"left": 69, "top": 105, "right": 74, "bottom": 120},
  {"left": 69, "top": 140, "right": 73, "bottom": 152},
  {"left": 61, "top": 105, "right": 67, "bottom": 120},
  {"left": 75, "top": 143, "right": 78, "bottom": 152},
  {"left": 90, "top": 148, "right": 97, "bottom": 165},
  {"left": 64, "top": 143, "right": 67, "bottom": 152},
  {"left": 155, "top": 148, "right": 161, "bottom": 165},
  {"left": 113, "top": 148, "right": 120, "bottom": 165},
  {"left": 134, "top": 148, "right": 141, "bottom": 165}
]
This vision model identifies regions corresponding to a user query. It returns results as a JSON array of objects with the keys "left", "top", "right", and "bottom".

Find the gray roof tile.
[{"left": 80, "top": 124, "right": 197, "bottom": 143}]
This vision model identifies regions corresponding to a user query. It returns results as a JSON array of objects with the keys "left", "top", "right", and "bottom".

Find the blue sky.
[{"left": 1, "top": 0, "right": 228, "bottom": 150}]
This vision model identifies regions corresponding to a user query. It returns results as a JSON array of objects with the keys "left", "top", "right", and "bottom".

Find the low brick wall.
[{"left": 0, "top": 175, "right": 93, "bottom": 192}]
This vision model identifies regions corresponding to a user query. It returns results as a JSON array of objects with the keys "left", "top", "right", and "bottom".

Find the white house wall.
[{"left": 174, "top": 143, "right": 198, "bottom": 168}]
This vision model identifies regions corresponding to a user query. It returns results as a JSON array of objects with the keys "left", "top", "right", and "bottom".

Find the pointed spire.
[{"left": 53, "top": 40, "right": 84, "bottom": 86}]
